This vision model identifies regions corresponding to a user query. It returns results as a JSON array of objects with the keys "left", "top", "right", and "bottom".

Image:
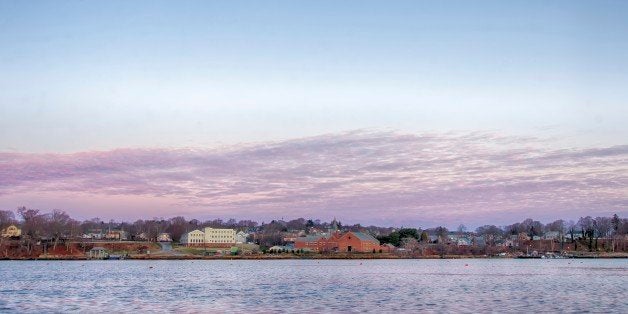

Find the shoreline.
[{"left": 2, "top": 254, "right": 626, "bottom": 261}]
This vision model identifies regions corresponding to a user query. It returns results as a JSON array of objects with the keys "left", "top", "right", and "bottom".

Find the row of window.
[{"left": 187, "top": 239, "right": 234, "bottom": 243}]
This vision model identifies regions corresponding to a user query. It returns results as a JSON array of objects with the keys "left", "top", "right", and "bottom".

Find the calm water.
[{"left": 0, "top": 259, "right": 626, "bottom": 313}]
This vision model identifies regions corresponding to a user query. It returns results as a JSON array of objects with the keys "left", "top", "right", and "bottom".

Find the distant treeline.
[
  {"left": 377, "top": 216, "right": 627, "bottom": 248},
  {"left": 1, "top": 207, "right": 626, "bottom": 249}
]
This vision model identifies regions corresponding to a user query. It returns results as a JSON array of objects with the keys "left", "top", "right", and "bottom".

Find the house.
[
  {"left": 82, "top": 229, "right": 104, "bottom": 240},
  {"left": 518, "top": 232, "right": 531, "bottom": 241},
  {"left": 1, "top": 225, "right": 21, "bottom": 238},
  {"left": 294, "top": 231, "right": 382, "bottom": 253},
  {"left": 456, "top": 238, "right": 471, "bottom": 246},
  {"left": 134, "top": 232, "right": 149, "bottom": 241},
  {"left": 309, "top": 227, "right": 325, "bottom": 234},
  {"left": 157, "top": 233, "right": 172, "bottom": 242},
  {"left": 105, "top": 230, "right": 127, "bottom": 240},
  {"left": 294, "top": 234, "right": 328, "bottom": 252},
  {"left": 88, "top": 247, "right": 108, "bottom": 259},
  {"left": 282, "top": 232, "right": 303, "bottom": 243},
  {"left": 235, "top": 231, "right": 248, "bottom": 244},
  {"left": 566, "top": 232, "right": 584, "bottom": 240},
  {"left": 268, "top": 245, "right": 294, "bottom": 253},
  {"left": 543, "top": 231, "right": 561, "bottom": 240},
  {"left": 499, "top": 239, "right": 515, "bottom": 247},
  {"left": 104, "top": 230, "right": 128, "bottom": 241},
  {"left": 180, "top": 227, "right": 236, "bottom": 247}
]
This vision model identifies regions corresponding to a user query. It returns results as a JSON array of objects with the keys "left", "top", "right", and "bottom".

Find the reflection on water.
[{"left": 0, "top": 259, "right": 626, "bottom": 313}]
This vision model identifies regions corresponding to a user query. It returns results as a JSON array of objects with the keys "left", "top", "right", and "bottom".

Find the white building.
[
  {"left": 203, "top": 227, "right": 236, "bottom": 244},
  {"left": 1, "top": 225, "right": 21, "bottom": 238},
  {"left": 180, "top": 229, "right": 205, "bottom": 245},
  {"left": 157, "top": 233, "right": 172, "bottom": 242},
  {"left": 236, "top": 231, "right": 248, "bottom": 244},
  {"left": 180, "top": 227, "right": 236, "bottom": 246}
]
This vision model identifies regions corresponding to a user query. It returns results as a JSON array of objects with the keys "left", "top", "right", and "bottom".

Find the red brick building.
[
  {"left": 336, "top": 232, "right": 381, "bottom": 252},
  {"left": 295, "top": 231, "right": 382, "bottom": 253}
]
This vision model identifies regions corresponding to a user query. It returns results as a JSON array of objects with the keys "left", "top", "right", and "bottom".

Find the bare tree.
[
  {"left": 286, "top": 218, "right": 306, "bottom": 231},
  {"left": 594, "top": 217, "right": 612, "bottom": 251},
  {"left": 0, "top": 210, "right": 16, "bottom": 228},
  {"left": 566, "top": 220, "right": 576, "bottom": 242},
  {"left": 17, "top": 207, "right": 45, "bottom": 237},
  {"left": 434, "top": 226, "right": 449, "bottom": 243},
  {"left": 401, "top": 237, "right": 422, "bottom": 256},
  {"left": 166, "top": 216, "right": 188, "bottom": 242},
  {"left": 16, "top": 206, "right": 46, "bottom": 255},
  {"left": 457, "top": 224, "right": 467, "bottom": 237},
  {"left": 578, "top": 216, "right": 595, "bottom": 251},
  {"left": 46, "top": 210, "right": 72, "bottom": 250},
  {"left": 475, "top": 225, "right": 502, "bottom": 246},
  {"left": 611, "top": 214, "right": 621, "bottom": 235},
  {"left": 594, "top": 217, "right": 612, "bottom": 238},
  {"left": 145, "top": 219, "right": 167, "bottom": 242}
]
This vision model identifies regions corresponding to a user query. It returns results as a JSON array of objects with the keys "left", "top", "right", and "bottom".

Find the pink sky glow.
[{"left": 1, "top": 131, "right": 626, "bottom": 228}]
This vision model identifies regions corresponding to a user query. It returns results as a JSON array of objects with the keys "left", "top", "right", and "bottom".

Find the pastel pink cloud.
[{"left": 0, "top": 131, "right": 626, "bottom": 226}]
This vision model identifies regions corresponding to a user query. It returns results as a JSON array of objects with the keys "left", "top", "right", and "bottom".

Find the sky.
[{"left": 0, "top": 1, "right": 627, "bottom": 228}]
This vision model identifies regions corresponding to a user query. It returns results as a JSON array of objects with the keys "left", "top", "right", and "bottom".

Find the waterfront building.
[
  {"left": 235, "top": 231, "right": 248, "bottom": 244},
  {"left": 294, "top": 231, "right": 382, "bottom": 253},
  {"left": 336, "top": 231, "right": 380, "bottom": 252},
  {"left": 1, "top": 225, "right": 21, "bottom": 238},
  {"left": 180, "top": 227, "right": 236, "bottom": 247},
  {"left": 203, "top": 227, "right": 236, "bottom": 244},
  {"left": 88, "top": 247, "right": 108, "bottom": 259},
  {"left": 180, "top": 229, "right": 205, "bottom": 245},
  {"left": 294, "top": 234, "right": 329, "bottom": 252}
]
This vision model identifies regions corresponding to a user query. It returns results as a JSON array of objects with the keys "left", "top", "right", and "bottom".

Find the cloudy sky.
[{"left": 0, "top": 1, "right": 626, "bottom": 227}]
